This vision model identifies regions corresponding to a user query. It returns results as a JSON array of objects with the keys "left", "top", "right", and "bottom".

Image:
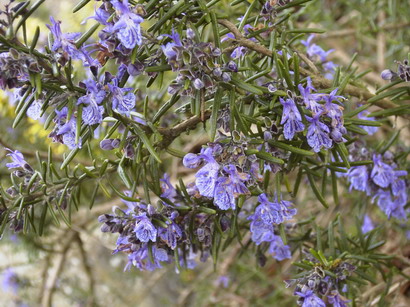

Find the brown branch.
[
  {"left": 218, "top": 19, "right": 400, "bottom": 111},
  {"left": 75, "top": 234, "right": 96, "bottom": 307},
  {"left": 41, "top": 230, "right": 77, "bottom": 307},
  {"left": 156, "top": 110, "right": 211, "bottom": 149}
]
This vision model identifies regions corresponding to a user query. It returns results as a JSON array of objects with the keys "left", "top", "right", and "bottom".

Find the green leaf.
[
  {"left": 306, "top": 170, "right": 329, "bottom": 208},
  {"left": 247, "top": 150, "right": 285, "bottom": 165},
  {"left": 268, "top": 140, "right": 314, "bottom": 156},
  {"left": 231, "top": 77, "right": 264, "bottom": 95},
  {"left": 73, "top": 0, "right": 91, "bottom": 13},
  {"left": 209, "top": 87, "right": 223, "bottom": 142},
  {"left": 133, "top": 124, "right": 162, "bottom": 163}
]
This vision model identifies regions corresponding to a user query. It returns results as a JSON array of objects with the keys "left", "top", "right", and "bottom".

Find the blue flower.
[
  {"left": 160, "top": 173, "right": 178, "bottom": 200},
  {"left": 255, "top": 194, "right": 297, "bottom": 225},
  {"left": 214, "top": 176, "right": 235, "bottom": 210},
  {"left": 268, "top": 235, "right": 291, "bottom": 261},
  {"left": 107, "top": 79, "right": 136, "bottom": 115},
  {"left": 77, "top": 79, "right": 106, "bottom": 125},
  {"left": 306, "top": 115, "right": 332, "bottom": 152},
  {"left": 327, "top": 290, "right": 350, "bottom": 307},
  {"left": 302, "top": 34, "right": 334, "bottom": 62},
  {"left": 248, "top": 219, "right": 275, "bottom": 245},
  {"left": 223, "top": 165, "right": 250, "bottom": 196},
  {"left": 295, "top": 289, "right": 326, "bottom": 307},
  {"left": 371, "top": 154, "right": 394, "bottom": 188},
  {"left": 27, "top": 100, "right": 42, "bottom": 120},
  {"left": 372, "top": 189, "right": 407, "bottom": 220},
  {"left": 126, "top": 244, "right": 168, "bottom": 271},
  {"left": 195, "top": 149, "right": 220, "bottom": 198},
  {"left": 346, "top": 165, "right": 370, "bottom": 195},
  {"left": 159, "top": 221, "right": 182, "bottom": 250},
  {"left": 361, "top": 215, "right": 374, "bottom": 234},
  {"left": 280, "top": 97, "right": 305, "bottom": 140},
  {"left": 111, "top": 0, "right": 144, "bottom": 49},
  {"left": 85, "top": 6, "right": 111, "bottom": 26},
  {"left": 46, "top": 17, "right": 88, "bottom": 62},
  {"left": 5, "top": 149, "right": 27, "bottom": 169},
  {"left": 298, "top": 78, "right": 323, "bottom": 115},
  {"left": 357, "top": 110, "right": 379, "bottom": 135},
  {"left": 161, "top": 28, "right": 182, "bottom": 63},
  {"left": 134, "top": 213, "right": 157, "bottom": 242},
  {"left": 51, "top": 107, "right": 81, "bottom": 149},
  {"left": 183, "top": 153, "right": 202, "bottom": 168}
]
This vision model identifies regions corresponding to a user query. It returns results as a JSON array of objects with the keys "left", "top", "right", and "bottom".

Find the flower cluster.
[
  {"left": 343, "top": 147, "right": 408, "bottom": 220},
  {"left": 278, "top": 78, "right": 347, "bottom": 152},
  {"left": 183, "top": 143, "right": 257, "bottom": 210},
  {"left": 287, "top": 251, "right": 355, "bottom": 307},
  {"left": 0, "top": 50, "right": 40, "bottom": 90},
  {"left": 248, "top": 194, "right": 296, "bottom": 261},
  {"left": 161, "top": 29, "right": 234, "bottom": 96},
  {"left": 302, "top": 35, "right": 337, "bottom": 79}
]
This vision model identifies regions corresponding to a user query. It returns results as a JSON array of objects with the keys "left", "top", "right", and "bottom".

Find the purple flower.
[
  {"left": 5, "top": 149, "right": 28, "bottom": 169},
  {"left": 357, "top": 111, "right": 379, "bottom": 135},
  {"left": 298, "top": 78, "right": 323, "bottom": 115},
  {"left": 27, "top": 100, "right": 42, "bottom": 120},
  {"left": 323, "top": 61, "right": 337, "bottom": 79},
  {"left": 248, "top": 219, "right": 275, "bottom": 245},
  {"left": 195, "top": 149, "right": 220, "bottom": 198},
  {"left": 107, "top": 79, "right": 136, "bottom": 114},
  {"left": 134, "top": 213, "right": 157, "bottom": 242},
  {"left": 327, "top": 290, "right": 350, "bottom": 307},
  {"left": 302, "top": 35, "right": 334, "bottom": 62},
  {"left": 161, "top": 29, "right": 182, "bottom": 62},
  {"left": 52, "top": 107, "right": 80, "bottom": 149},
  {"left": 361, "top": 215, "right": 374, "bottom": 233},
  {"left": 371, "top": 154, "right": 394, "bottom": 188},
  {"left": 255, "top": 194, "right": 297, "bottom": 225},
  {"left": 183, "top": 153, "right": 202, "bottom": 168},
  {"left": 346, "top": 165, "right": 370, "bottom": 195},
  {"left": 280, "top": 97, "right": 305, "bottom": 140},
  {"left": 306, "top": 115, "right": 333, "bottom": 152},
  {"left": 159, "top": 221, "right": 182, "bottom": 250},
  {"left": 77, "top": 79, "right": 106, "bottom": 125},
  {"left": 85, "top": 6, "right": 111, "bottom": 26},
  {"left": 295, "top": 289, "right": 326, "bottom": 307},
  {"left": 111, "top": 0, "right": 144, "bottom": 49},
  {"left": 126, "top": 244, "right": 168, "bottom": 271},
  {"left": 214, "top": 176, "right": 236, "bottom": 210},
  {"left": 372, "top": 189, "right": 407, "bottom": 220},
  {"left": 160, "top": 173, "right": 177, "bottom": 200},
  {"left": 46, "top": 17, "right": 87, "bottom": 61},
  {"left": 381, "top": 69, "right": 396, "bottom": 81},
  {"left": 223, "top": 165, "right": 250, "bottom": 196},
  {"left": 100, "top": 138, "right": 120, "bottom": 150},
  {"left": 268, "top": 235, "right": 291, "bottom": 261}
]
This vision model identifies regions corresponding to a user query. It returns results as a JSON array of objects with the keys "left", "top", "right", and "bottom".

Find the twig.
[
  {"left": 41, "top": 230, "right": 77, "bottom": 307},
  {"left": 75, "top": 233, "right": 96, "bottom": 307}
]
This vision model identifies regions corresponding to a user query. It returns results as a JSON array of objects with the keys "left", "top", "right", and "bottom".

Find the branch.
[{"left": 218, "top": 19, "right": 400, "bottom": 111}]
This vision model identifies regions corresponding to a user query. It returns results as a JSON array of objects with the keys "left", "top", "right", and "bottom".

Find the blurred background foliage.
[{"left": 0, "top": 0, "right": 409, "bottom": 306}]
